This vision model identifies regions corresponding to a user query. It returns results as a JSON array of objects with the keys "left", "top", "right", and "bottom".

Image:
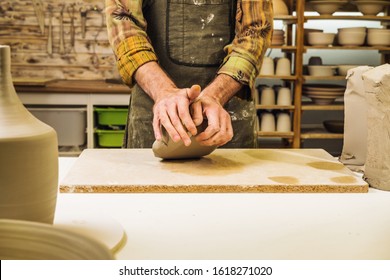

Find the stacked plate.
[
  {"left": 271, "top": 29, "right": 285, "bottom": 46},
  {"left": 303, "top": 84, "right": 346, "bottom": 105}
]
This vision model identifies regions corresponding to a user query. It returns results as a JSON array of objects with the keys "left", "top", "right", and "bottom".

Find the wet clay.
[
  {"left": 152, "top": 119, "right": 217, "bottom": 159},
  {"left": 0, "top": 45, "right": 58, "bottom": 224},
  {"left": 331, "top": 176, "right": 357, "bottom": 184},
  {"left": 307, "top": 161, "right": 344, "bottom": 170},
  {"left": 160, "top": 154, "right": 246, "bottom": 176},
  {"left": 269, "top": 176, "right": 300, "bottom": 184}
]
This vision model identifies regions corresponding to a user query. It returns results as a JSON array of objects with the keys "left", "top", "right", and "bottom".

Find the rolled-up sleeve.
[
  {"left": 105, "top": 0, "right": 158, "bottom": 86},
  {"left": 218, "top": 0, "right": 273, "bottom": 88}
]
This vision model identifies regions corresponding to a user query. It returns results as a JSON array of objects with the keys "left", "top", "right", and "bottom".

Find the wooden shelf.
[
  {"left": 304, "top": 46, "right": 390, "bottom": 51},
  {"left": 303, "top": 75, "right": 347, "bottom": 81},
  {"left": 257, "top": 131, "right": 294, "bottom": 138},
  {"left": 270, "top": 45, "right": 297, "bottom": 51},
  {"left": 304, "top": 15, "right": 390, "bottom": 22},
  {"left": 301, "top": 132, "right": 343, "bottom": 139},
  {"left": 300, "top": 125, "right": 343, "bottom": 139},
  {"left": 257, "top": 75, "right": 298, "bottom": 80},
  {"left": 274, "top": 15, "right": 298, "bottom": 23},
  {"left": 256, "top": 105, "right": 295, "bottom": 110},
  {"left": 301, "top": 102, "right": 344, "bottom": 111}
]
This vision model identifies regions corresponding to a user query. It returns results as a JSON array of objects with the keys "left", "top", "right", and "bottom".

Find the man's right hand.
[
  {"left": 135, "top": 62, "right": 202, "bottom": 146},
  {"left": 152, "top": 84, "right": 202, "bottom": 146}
]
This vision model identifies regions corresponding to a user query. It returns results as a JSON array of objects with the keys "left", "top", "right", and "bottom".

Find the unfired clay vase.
[
  {"left": 0, "top": 45, "right": 58, "bottom": 224},
  {"left": 152, "top": 120, "right": 217, "bottom": 160}
]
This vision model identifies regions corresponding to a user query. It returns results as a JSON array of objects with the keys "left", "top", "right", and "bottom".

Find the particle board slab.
[{"left": 59, "top": 149, "right": 369, "bottom": 193}]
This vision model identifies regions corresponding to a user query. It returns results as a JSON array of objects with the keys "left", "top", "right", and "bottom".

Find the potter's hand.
[
  {"left": 190, "top": 92, "right": 233, "bottom": 147},
  {"left": 153, "top": 84, "right": 201, "bottom": 146}
]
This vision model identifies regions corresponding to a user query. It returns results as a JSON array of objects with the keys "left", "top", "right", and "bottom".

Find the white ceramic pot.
[
  {"left": 275, "top": 57, "right": 291, "bottom": 76},
  {"left": 276, "top": 113, "right": 291, "bottom": 132},
  {"left": 260, "top": 57, "right": 275, "bottom": 76},
  {"left": 261, "top": 87, "right": 276, "bottom": 105},
  {"left": 277, "top": 87, "right": 292, "bottom": 106},
  {"left": 260, "top": 112, "right": 276, "bottom": 132}
]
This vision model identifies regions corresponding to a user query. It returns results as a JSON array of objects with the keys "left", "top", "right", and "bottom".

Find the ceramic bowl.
[
  {"left": 352, "top": 0, "right": 389, "bottom": 15},
  {"left": 323, "top": 120, "right": 344, "bottom": 133},
  {"left": 308, "top": 56, "right": 323, "bottom": 66},
  {"left": 367, "top": 32, "right": 390, "bottom": 46},
  {"left": 367, "top": 28, "right": 390, "bottom": 34},
  {"left": 337, "top": 31, "right": 366, "bottom": 46},
  {"left": 309, "top": 0, "right": 348, "bottom": 15},
  {"left": 338, "top": 65, "right": 360, "bottom": 76},
  {"left": 307, "top": 32, "right": 336, "bottom": 46},
  {"left": 0, "top": 219, "right": 114, "bottom": 260},
  {"left": 337, "top": 27, "right": 367, "bottom": 33},
  {"left": 273, "top": 0, "right": 289, "bottom": 16},
  {"left": 304, "top": 28, "right": 323, "bottom": 43},
  {"left": 308, "top": 65, "right": 337, "bottom": 77}
]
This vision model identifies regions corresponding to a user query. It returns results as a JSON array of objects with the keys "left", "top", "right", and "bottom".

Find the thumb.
[
  {"left": 188, "top": 84, "right": 204, "bottom": 127},
  {"left": 187, "top": 84, "right": 202, "bottom": 101}
]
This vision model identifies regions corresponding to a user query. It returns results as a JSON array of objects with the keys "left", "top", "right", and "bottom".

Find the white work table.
[{"left": 57, "top": 157, "right": 390, "bottom": 260}]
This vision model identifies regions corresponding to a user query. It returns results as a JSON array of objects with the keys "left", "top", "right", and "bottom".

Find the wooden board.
[{"left": 60, "top": 149, "right": 369, "bottom": 193}]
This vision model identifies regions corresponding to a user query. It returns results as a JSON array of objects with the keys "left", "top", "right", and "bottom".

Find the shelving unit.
[{"left": 255, "top": 0, "right": 389, "bottom": 151}]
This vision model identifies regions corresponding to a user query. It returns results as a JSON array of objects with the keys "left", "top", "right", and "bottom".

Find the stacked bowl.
[
  {"left": 351, "top": 0, "right": 390, "bottom": 16},
  {"left": 271, "top": 29, "right": 285, "bottom": 46},
  {"left": 303, "top": 84, "right": 346, "bottom": 105},
  {"left": 367, "top": 28, "right": 390, "bottom": 47},
  {"left": 337, "top": 27, "right": 367, "bottom": 46}
]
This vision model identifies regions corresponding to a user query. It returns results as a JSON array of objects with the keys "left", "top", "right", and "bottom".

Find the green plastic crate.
[
  {"left": 94, "top": 107, "right": 128, "bottom": 126},
  {"left": 95, "top": 129, "right": 125, "bottom": 147}
]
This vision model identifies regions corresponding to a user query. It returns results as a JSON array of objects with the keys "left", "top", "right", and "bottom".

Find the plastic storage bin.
[
  {"left": 27, "top": 106, "right": 87, "bottom": 146},
  {"left": 94, "top": 107, "right": 128, "bottom": 126},
  {"left": 95, "top": 129, "right": 125, "bottom": 147}
]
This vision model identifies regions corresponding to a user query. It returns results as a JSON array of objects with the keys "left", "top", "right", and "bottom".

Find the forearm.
[
  {"left": 134, "top": 61, "right": 177, "bottom": 102},
  {"left": 202, "top": 74, "right": 242, "bottom": 106}
]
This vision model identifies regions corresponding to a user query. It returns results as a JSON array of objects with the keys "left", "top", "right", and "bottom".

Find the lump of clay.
[{"left": 152, "top": 120, "right": 217, "bottom": 160}]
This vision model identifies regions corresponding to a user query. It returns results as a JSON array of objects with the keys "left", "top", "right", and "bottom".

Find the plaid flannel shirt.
[{"left": 105, "top": 0, "right": 273, "bottom": 88}]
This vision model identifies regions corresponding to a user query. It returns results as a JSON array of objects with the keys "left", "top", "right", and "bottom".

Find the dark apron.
[{"left": 124, "top": 0, "right": 256, "bottom": 148}]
